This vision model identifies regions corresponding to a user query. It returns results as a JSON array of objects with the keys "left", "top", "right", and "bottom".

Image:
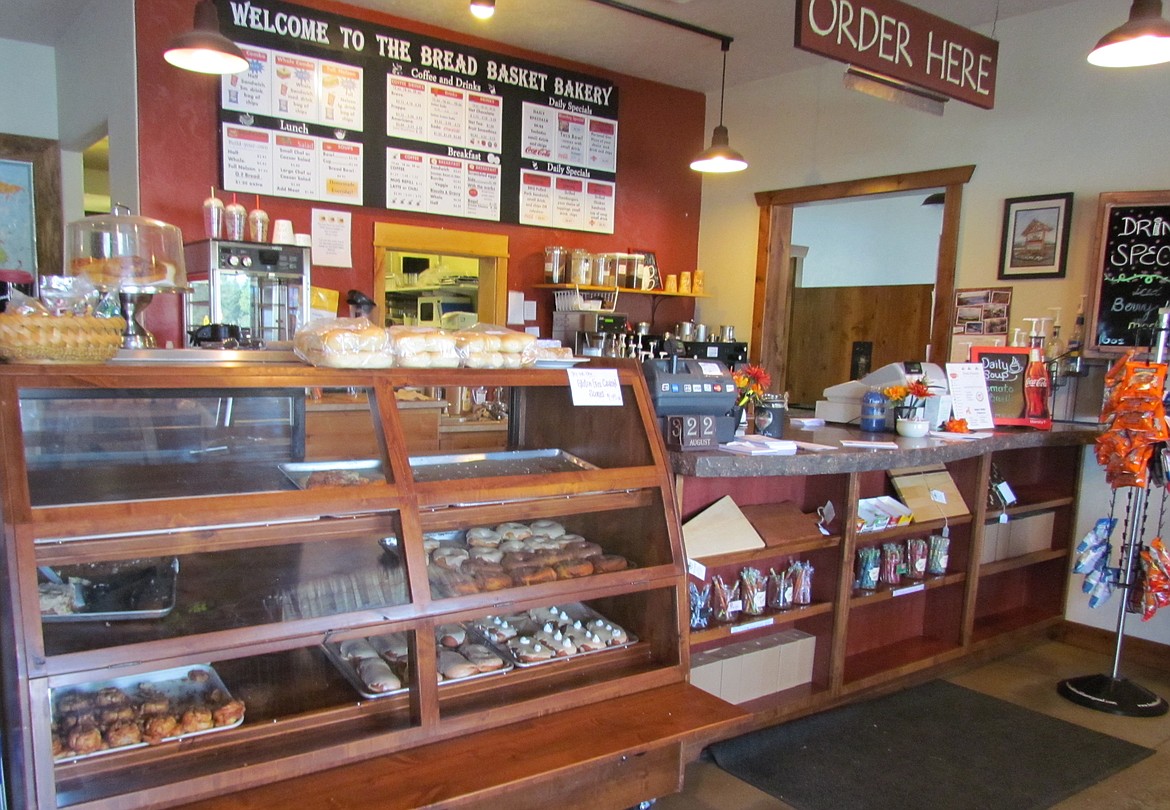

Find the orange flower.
[{"left": 733, "top": 364, "right": 772, "bottom": 407}]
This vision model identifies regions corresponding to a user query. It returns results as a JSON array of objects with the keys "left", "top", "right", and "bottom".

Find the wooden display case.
[
  {"left": 674, "top": 425, "right": 1092, "bottom": 734},
  {"left": 0, "top": 361, "right": 741, "bottom": 809}
]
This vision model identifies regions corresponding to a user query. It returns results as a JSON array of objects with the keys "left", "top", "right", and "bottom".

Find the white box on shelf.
[
  {"left": 689, "top": 655, "right": 723, "bottom": 697},
  {"left": 775, "top": 629, "right": 816, "bottom": 692},
  {"left": 1006, "top": 512, "right": 1055, "bottom": 557},
  {"left": 981, "top": 522, "right": 1005, "bottom": 564}
]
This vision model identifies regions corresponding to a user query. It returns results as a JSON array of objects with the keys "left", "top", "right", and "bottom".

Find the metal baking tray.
[
  {"left": 51, "top": 664, "right": 243, "bottom": 763},
  {"left": 278, "top": 459, "right": 385, "bottom": 489},
  {"left": 407, "top": 449, "right": 598, "bottom": 482},
  {"left": 40, "top": 558, "right": 179, "bottom": 622},
  {"left": 323, "top": 629, "right": 512, "bottom": 700},
  {"left": 471, "top": 603, "right": 637, "bottom": 669}
]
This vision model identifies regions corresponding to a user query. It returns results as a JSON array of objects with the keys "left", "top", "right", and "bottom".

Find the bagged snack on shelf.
[
  {"left": 1139, "top": 537, "right": 1170, "bottom": 620},
  {"left": 1084, "top": 566, "right": 1116, "bottom": 609},
  {"left": 453, "top": 323, "right": 538, "bottom": 368},
  {"left": 767, "top": 566, "right": 794, "bottom": 610},
  {"left": 792, "top": 561, "right": 814, "bottom": 605},
  {"left": 905, "top": 537, "right": 928, "bottom": 580},
  {"left": 740, "top": 567, "right": 767, "bottom": 616},
  {"left": 388, "top": 325, "right": 460, "bottom": 368},
  {"left": 710, "top": 575, "right": 741, "bottom": 623},
  {"left": 856, "top": 546, "right": 880, "bottom": 591},
  {"left": 293, "top": 317, "right": 393, "bottom": 368},
  {"left": 880, "top": 542, "right": 904, "bottom": 585},
  {"left": 1095, "top": 358, "right": 1168, "bottom": 490},
  {"left": 927, "top": 533, "right": 950, "bottom": 575},
  {"left": 688, "top": 581, "right": 711, "bottom": 629}
]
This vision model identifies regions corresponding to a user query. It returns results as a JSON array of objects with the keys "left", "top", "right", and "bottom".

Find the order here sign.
[{"left": 795, "top": 0, "right": 998, "bottom": 109}]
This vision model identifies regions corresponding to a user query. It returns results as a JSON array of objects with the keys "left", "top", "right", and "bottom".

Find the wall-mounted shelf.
[{"left": 533, "top": 283, "right": 708, "bottom": 299}]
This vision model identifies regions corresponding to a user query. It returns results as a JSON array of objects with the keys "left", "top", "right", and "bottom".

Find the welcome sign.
[{"left": 794, "top": 0, "right": 998, "bottom": 109}]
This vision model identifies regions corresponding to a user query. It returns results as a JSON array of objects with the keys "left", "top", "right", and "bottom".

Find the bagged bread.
[
  {"left": 388, "top": 326, "right": 460, "bottom": 368},
  {"left": 453, "top": 324, "right": 538, "bottom": 368},
  {"left": 293, "top": 317, "right": 394, "bottom": 368}
]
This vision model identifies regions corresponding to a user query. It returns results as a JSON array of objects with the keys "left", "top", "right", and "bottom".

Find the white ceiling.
[{"left": 0, "top": 0, "right": 1087, "bottom": 93}]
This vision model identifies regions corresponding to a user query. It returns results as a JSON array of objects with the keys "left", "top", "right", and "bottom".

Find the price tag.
[
  {"left": 730, "top": 618, "right": 772, "bottom": 634},
  {"left": 666, "top": 414, "right": 718, "bottom": 451},
  {"left": 567, "top": 369, "right": 623, "bottom": 406},
  {"left": 687, "top": 558, "right": 707, "bottom": 580},
  {"left": 999, "top": 511, "right": 1010, "bottom": 524},
  {"left": 995, "top": 480, "right": 1018, "bottom": 506},
  {"left": 930, "top": 489, "right": 948, "bottom": 504},
  {"left": 728, "top": 599, "right": 743, "bottom": 613},
  {"left": 892, "top": 583, "right": 925, "bottom": 597}
]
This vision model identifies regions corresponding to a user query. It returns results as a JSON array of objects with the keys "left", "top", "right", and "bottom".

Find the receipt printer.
[{"left": 642, "top": 357, "right": 739, "bottom": 445}]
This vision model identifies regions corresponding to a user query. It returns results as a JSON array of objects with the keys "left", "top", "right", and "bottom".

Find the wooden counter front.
[{"left": 305, "top": 393, "right": 444, "bottom": 457}]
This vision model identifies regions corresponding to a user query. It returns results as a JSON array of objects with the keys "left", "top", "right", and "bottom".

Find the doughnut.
[
  {"left": 495, "top": 522, "right": 533, "bottom": 541},
  {"left": 438, "top": 650, "right": 479, "bottom": 680},
  {"left": 529, "top": 606, "right": 565, "bottom": 625},
  {"left": 461, "top": 642, "right": 505, "bottom": 671},
  {"left": 431, "top": 547, "right": 470, "bottom": 570},
  {"left": 473, "top": 571, "right": 513, "bottom": 591},
  {"left": 591, "top": 554, "right": 629, "bottom": 573},
  {"left": 501, "top": 551, "right": 538, "bottom": 570},
  {"left": 510, "top": 636, "right": 555, "bottom": 663},
  {"left": 499, "top": 538, "right": 528, "bottom": 553},
  {"left": 466, "top": 527, "right": 501, "bottom": 547},
  {"left": 469, "top": 547, "right": 504, "bottom": 564},
  {"left": 510, "top": 565, "right": 557, "bottom": 586},
  {"left": 554, "top": 558, "right": 594, "bottom": 579},
  {"left": 339, "top": 638, "right": 379, "bottom": 662},
  {"left": 436, "top": 624, "right": 466, "bottom": 648},
  {"left": 529, "top": 519, "right": 566, "bottom": 538}
]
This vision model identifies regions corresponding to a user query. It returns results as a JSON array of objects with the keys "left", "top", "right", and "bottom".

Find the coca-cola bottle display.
[{"left": 1024, "top": 327, "right": 1052, "bottom": 426}]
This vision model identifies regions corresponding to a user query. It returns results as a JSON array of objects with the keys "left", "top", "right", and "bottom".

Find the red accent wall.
[{"left": 135, "top": 0, "right": 705, "bottom": 345}]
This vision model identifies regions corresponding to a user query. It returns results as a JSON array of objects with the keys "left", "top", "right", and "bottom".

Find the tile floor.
[{"left": 657, "top": 641, "right": 1170, "bottom": 810}]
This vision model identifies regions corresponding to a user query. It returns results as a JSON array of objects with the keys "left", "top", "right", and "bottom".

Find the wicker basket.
[
  {"left": 553, "top": 287, "right": 619, "bottom": 312},
  {"left": 0, "top": 314, "right": 125, "bottom": 363}
]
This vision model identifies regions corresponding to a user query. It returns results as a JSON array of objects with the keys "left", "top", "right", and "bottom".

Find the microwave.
[{"left": 417, "top": 295, "right": 473, "bottom": 326}]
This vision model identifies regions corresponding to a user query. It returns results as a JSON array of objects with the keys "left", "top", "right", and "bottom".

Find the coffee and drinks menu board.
[
  {"left": 216, "top": 0, "right": 618, "bottom": 232},
  {"left": 1088, "top": 191, "right": 1170, "bottom": 351}
]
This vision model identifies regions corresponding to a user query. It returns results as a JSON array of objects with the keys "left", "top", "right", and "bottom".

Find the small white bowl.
[{"left": 896, "top": 418, "right": 930, "bottom": 438}]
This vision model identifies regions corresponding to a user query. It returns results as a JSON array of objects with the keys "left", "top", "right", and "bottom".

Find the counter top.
[{"left": 670, "top": 422, "right": 1099, "bottom": 478}]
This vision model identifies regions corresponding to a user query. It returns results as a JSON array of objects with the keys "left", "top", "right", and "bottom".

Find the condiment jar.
[
  {"left": 544, "top": 246, "right": 567, "bottom": 284},
  {"left": 571, "top": 249, "right": 592, "bottom": 285}
]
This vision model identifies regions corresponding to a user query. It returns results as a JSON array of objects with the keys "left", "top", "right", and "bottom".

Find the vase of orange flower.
[
  {"left": 731, "top": 363, "right": 772, "bottom": 433},
  {"left": 881, "top": 379, "right": 934, "bottom": 433}
]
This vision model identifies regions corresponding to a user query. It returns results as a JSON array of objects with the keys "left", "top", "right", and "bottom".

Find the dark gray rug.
[{"left": 707, "top": 680, "right": 1154, "bottom": 810}]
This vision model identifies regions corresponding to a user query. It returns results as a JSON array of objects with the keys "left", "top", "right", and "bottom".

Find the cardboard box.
[
  {"left": 1005, "top": 512, "right": 1055, "bottom": 557},
  {"left": 889, "top": 465, "right": 970, "bottom": 520},
  {"left": 869, "top": 495, "right": 913, "bottom": 527},
  {"left": 682, "top": 496, "right": 766, "bottom": 559},
  {"left": 691, "top": 631, "right": 816, "bottom": 704},
  {"left": 775, "top": 629, "right": 816, "bottom": 692},
  {"left": 856, "top": 499, "right": 893, "bottom": 533},
  {"left": 981, "top": 521, "right": 1005, "bottom": 564},
  {"left": 689, "top": 654, "right": 723, "bottom": 697}
]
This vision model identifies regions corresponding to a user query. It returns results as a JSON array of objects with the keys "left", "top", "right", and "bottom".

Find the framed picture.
[
  {"left": 997, "top": 193, "right": 1073, "bottom": 280},
  {"left": 952, "top": 286, "right": 1011, "bottom": 335},
  {"left": 629, "top": 248, "right": 659, "bottom": 290},
  {"left": 0, "top": 136, "right": 61, "bottom": 302}
]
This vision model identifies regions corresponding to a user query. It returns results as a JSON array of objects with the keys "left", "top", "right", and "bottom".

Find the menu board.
[
  {"left": 1088, "top": 191, "right": 1170, "bottom": 351},
  {"left": 215, "top": 0, "right": 618, "bottom": 233}
]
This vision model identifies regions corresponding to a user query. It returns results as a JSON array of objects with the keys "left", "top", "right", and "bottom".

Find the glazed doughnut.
[
  {"left": 591, "top": 554, "right": 629, "bottom": 573},
  {"left": 501, "top": 551, "right": 538, "bottom": 570},
  {"left": 469, "top": 547, "right": 504, "bottom": 564},
  {"left": 510, "top": 565, "right": 557, "bottom": 586},
  {"left": 496, "top": 522, "right": 533, "bottom": 541},
  {"left": 431, "top": 547, "right": 470, "bottom": 570},
  {"left": 466, "top": 527, "right": 501, "bottom": 547},
  {"left": 473, "top": 571, "right": 513, "bottom": 591},
  {"left": 529, "top": 519, "right": 566, "bottom": 538},
  {"left": 499, "top": 538, "right": 528, "bottom": 553},
  {"left": 554, "top": 558, "right": 594, "bottom": 579}
]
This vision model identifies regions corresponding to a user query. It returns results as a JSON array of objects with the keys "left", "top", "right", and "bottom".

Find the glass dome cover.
[{"left": 66, "top": 206, "right": 188, "bottom": 293}]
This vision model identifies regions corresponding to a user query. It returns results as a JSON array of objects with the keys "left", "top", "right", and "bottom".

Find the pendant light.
[
  {"left": 691, "top": 43, "right": 747, "bottom": 174},
  {"left": 164, "top": 0, "right": 249, "bottom": 75},
  {"left": 1088, "top": 0, "right": 1170, "bottom": 67},
  {"left": 470, "top": 0, "right": 495, "bottom": 19}
]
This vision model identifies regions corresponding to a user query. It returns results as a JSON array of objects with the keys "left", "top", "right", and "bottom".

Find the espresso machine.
[
  {"left": 184, "top": 240, "right": 309, "bottom": 347},
  {"left": 552, "top": 310, "right": 628, "bottom": 355}
]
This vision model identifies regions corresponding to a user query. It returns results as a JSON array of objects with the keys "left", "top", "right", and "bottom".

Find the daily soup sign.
[{"left": 795, "top": 0, "right": 999, "bottom": 109}]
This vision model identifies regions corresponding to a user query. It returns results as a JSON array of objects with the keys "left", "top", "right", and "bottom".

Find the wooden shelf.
[
  {"left": 971, "top": 605, "right": 1063, "bottom": 644},
  {"left": 979, "top": 548, "right": 1066, "bottom": 577},
  {"left": 843, "top": 636, "right": 963, "bottom": 687},
  {"left": 533, "top": 283, "right": 707, "bottom": 299},
  {"left": 985, "top": 495, "right": 1075, "bottom": 521},
  {"left": 692, "top": 538, "right": 840, "bottom": 570},
  {"left": 848, "top": 572, "right": 966, "bottom": 608},
  {"left": 854, "top": 514, "right": 973, "bottom": 544},
  {"left": 689, "top": 601, "right": 833, "bottom": 645}
]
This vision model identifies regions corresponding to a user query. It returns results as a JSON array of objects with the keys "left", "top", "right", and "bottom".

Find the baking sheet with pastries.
[
  {"left": 39, "top": 557, "right": 179, "bottom": 622},
  {"left": 51, "top": 664, "right": 245, "bottom": 763},
  {"left": 323, "top": 625, "right": 512, "bottom": 700},
  {"left": 468, "top": 602, "right": 636, "bottom": 668}
]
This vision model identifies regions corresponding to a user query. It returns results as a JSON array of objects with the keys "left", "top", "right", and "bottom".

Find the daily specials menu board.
[
  {"left": 216, "top": 0, "right": 618, "bottom": 233},
  {"left": 1088, "top": 191, "right": 1170, "bottom": 351}
]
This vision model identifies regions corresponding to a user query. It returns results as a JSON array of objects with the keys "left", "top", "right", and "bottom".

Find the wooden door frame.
[{"left": 750, "top": 165, "right": 975, "bottom": 394}]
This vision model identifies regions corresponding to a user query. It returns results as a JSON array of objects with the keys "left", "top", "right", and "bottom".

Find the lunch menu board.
[
  {"left": 216, "top": 0, "right": 618, "bottom": 232},
  {"left": 1089, "top": 191, "right": 1170, "bottom": 350}
]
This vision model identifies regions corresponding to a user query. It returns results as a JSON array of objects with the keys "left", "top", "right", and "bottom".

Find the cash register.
[
  {"left": 642, "top": 356, "right": 738, "bottom": 448},
  {"left": 815, "top": 361, "right": 950, "bottom": 426}
]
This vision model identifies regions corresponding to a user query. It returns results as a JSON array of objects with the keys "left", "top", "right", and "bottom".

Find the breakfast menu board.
[{"left": 215, "top": 0, "right": 618, "bottom": 232}]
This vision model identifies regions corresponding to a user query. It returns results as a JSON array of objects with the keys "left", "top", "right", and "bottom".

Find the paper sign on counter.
[
  {"left": 567, "top": 368, "right": 623, "bottom": 406},
  {"left": 945, "top": 362, "right": 996, "bottom": 430}
]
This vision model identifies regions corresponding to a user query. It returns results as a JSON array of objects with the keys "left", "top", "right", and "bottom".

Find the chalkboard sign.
[
  {"left": 1088, "top": 191, "right": 1170, "bottom": 352},
  {"left": 969, "top": 346, "right": 1029, "bottom": 426}
]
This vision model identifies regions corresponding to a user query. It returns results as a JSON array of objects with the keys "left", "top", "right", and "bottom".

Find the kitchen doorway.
[{"left": 750, "top": 166, "right": 974, "bottom": 404}]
